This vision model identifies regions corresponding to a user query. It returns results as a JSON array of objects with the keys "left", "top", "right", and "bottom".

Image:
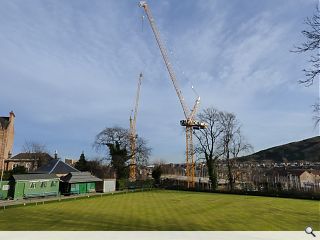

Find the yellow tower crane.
[
  {"left": 139, "top": 1, "right": 206, "bottom": 187},
  {"left": 129, "top": 72, "right": 143, "bottom": 181}
]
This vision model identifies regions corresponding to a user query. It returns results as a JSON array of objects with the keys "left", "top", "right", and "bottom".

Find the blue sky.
[{"left": 0, "top": 0, "right": 318, "bottom": 163}]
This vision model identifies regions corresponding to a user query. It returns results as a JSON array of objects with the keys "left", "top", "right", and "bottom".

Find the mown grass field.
[{"left": 0, "top": 190, "right": 318, "bottom": 230}]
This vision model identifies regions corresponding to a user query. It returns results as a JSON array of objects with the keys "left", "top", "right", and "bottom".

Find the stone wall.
[{"left": 0, "top": 111, "right": 15, "bottom": 170}]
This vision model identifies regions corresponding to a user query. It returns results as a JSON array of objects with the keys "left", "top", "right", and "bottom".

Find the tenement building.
[{"left": 0, "top": 111, "right": 15, "bottom": 170}]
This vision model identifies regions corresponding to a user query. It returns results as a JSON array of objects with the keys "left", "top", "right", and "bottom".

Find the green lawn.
[{"left": 0, "top": 190, "right": 318, "bottom": 230}]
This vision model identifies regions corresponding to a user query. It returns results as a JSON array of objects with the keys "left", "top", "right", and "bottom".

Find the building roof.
[
  {"left": 266, "top": 168, "right": 306, "bottom": 177},
  {"left": 11, "top": 174, "right": 59, "bottom": 181},
  {"left": 0, "top": 117, "right": 10, "bottom": 129},
  {"left": 288, "top": 169, "right": 309, "bottom": 176},
  {"left": 61, "top": 172, "right": 102, "bottom": 183},
  {"left": 11, "top": 152, "right": 54, "bottom": 161},
  {"left": 310, "top": 170, "right": 320, "bottom": 176},
  {"left": 36, "top": 159, "right": 80, "bottom": 174}
]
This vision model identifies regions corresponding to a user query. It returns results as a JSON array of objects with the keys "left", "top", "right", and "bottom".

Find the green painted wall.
[
  {"left": 0, "top": 181, "right": 10, "bottom": 199},
  {"left": 70, "top": 183, "right": 79, "bottom": 194},
  {"left": 14, "top": 182, "right": 25, "bottom": 200},
  {"left": 79, "top": 183, "right": 87, "bottom": 194},
  {"left": 13, "top": 179, "right": 59, "bottom": 200},
  {"left": 70, "top": 182, "right": 96, "bottom": 194},
  {"left": 87, "top": 182, "right": 96, "bottom": 192}
]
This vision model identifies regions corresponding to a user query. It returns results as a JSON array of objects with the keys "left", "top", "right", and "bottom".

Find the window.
[
  {"left": 30, "top": 182, "right": 36, "bottom": 189},
  {"left": 40, "top": 182, "right": 47, "bottom": 188},
  {"left": 51, "top": 181, "right": 57, "bottom": 187}
]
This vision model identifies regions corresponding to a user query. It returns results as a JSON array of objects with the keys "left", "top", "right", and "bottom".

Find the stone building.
[
  {"left": 4, "top": 152, "right": 54, "bottom": 172},
  {"left": 64, "top": 158, "right": 78, "bottom": 167},
  {"left": 0, "top": 111, "right": 15, "bottom": 170}
]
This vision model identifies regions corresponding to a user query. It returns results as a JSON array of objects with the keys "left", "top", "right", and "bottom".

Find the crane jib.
[
  {"left": 139, "top": 1, "right": 198, "bottom": 120},
  {"left": 139, "top": 0, "right": 207, "bottom": 188}
]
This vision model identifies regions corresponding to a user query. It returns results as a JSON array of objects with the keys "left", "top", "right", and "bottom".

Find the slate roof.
[
  {"left": 61, "top": 172, "right": 102, "bottom": 183},
  {"left": 36, "top": 159, "right": 80, "bottom": 174},
  {"left": 0, "top": 117, "right": 10, "bottom": 129},
  {"left": 11, "top": 174, "right": 59, "bottom": 181},
  {"left": 265, "top": 168, "right": 306, "bottom": 177},
  {"left": 11, "top": 152, "right": 54, "bottom": 161},
  {"left": 310, "top": 170, "right": 320, "bottom": 176}
]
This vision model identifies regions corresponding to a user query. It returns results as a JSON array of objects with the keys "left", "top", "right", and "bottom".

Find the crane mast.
[
  {"left": 139, "top": 1, "right": 205, "bottom": 187},
  {"left": 129, "top": 72, "right": 143, "bottom": 181}
]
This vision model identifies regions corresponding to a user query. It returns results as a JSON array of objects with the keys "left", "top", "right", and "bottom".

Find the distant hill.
[{"left": 238, "top": 136, "right": 320, "bottom": 162}]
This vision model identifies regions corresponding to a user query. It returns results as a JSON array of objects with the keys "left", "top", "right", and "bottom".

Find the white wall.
[{"left": 103, "top": 179, "right": 116, "bottom": 193}]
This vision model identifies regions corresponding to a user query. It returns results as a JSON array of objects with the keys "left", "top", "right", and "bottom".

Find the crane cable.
[{"left": 142, "top": 15, "right": 145, "bottom": 32}]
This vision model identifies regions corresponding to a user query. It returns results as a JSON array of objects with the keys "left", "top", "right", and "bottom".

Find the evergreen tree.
[
  {"left": 93, "top": 127, "right": 151, "bottom": 180},
  {"left": 75, "top": 152, "right": 89, "bottom": 171},
  {"left": 11, "top": 166, "right": 27, "bottom": 174},
  {"left": 152, "top": 165, "right": 162, "bottom": 185},
  {"left": 107, "top": 141, "right": 128, "bottom": 179}
]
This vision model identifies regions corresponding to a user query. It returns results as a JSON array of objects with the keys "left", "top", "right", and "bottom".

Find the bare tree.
[
  {"left": 22, "top": 141, "right": 48, "bottom": 154},
  {"left": 293, "top": 6, "right": 320, "bottom": 86},
  {"left": 230, "top": 130, "right": 253, "bottom": 159},
  {"left": 219, "top": 112, "right": 253, "bottom": 190},
  {"left": 87, "top": 157, "right": 115, "bottom": 179},
  {"left": 194, "top": 107, "right": 224, "bottom": 190},
  {"left": 293, "top": 6, "right": 320, "bottom": 125},
  {"left": 194, "top": 107, "right": 252, "bottom": 190},
  {"left": 22, "top": 141, "right": 51, "bottom": 167},
  {"left": 93, "top": 126, "right": 151, "bottom": 179},
  {"left": 312, "top": 99, "right": 320, "bottom": 127}
]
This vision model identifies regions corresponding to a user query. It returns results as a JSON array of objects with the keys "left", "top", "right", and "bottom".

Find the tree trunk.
[
  {"left": 227, "top": 159, "right": 234, "bottom": 190},
  {"left": 206, "top": 157, "right": 218, "bottom": 190}
]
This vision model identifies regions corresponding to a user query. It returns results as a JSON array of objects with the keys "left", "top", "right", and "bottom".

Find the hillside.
[{"left": 239, "top": 136, "right": 320, "bottom": 162}]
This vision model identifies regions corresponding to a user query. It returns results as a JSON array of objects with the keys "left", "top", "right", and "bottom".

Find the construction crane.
[
  {"left": 139, "top": 1, "right": 206, "bottom": 187},
  {"left": 129, "top": 72, "right": 143, "bottom": 181}
]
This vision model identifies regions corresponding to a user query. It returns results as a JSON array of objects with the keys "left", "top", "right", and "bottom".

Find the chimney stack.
[{"left": 9, "top": 111, "right": 15, "bottom": 119}]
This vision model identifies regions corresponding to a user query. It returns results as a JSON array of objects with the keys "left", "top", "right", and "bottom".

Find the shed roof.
[
  {"left": 61, "top": 172, "right": 102, "bottom": 183},
  {"left": 11, "top": 174, "right": 59, "bottom": 181},
  {"left": 36, "top": 159, "right": 79, "bottom": 174}
]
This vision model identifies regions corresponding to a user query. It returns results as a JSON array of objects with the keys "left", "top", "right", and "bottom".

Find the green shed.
[
  {"left": 60, "top": 172, "right": 102, "bottom": 195},
  {"left": 9, "top": 174, "right": 60, "bottom": 200}
]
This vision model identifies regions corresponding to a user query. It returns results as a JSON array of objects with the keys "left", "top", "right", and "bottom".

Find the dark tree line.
[{"left": 73, "top": 152, "right": 117, "bottom": 179}]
